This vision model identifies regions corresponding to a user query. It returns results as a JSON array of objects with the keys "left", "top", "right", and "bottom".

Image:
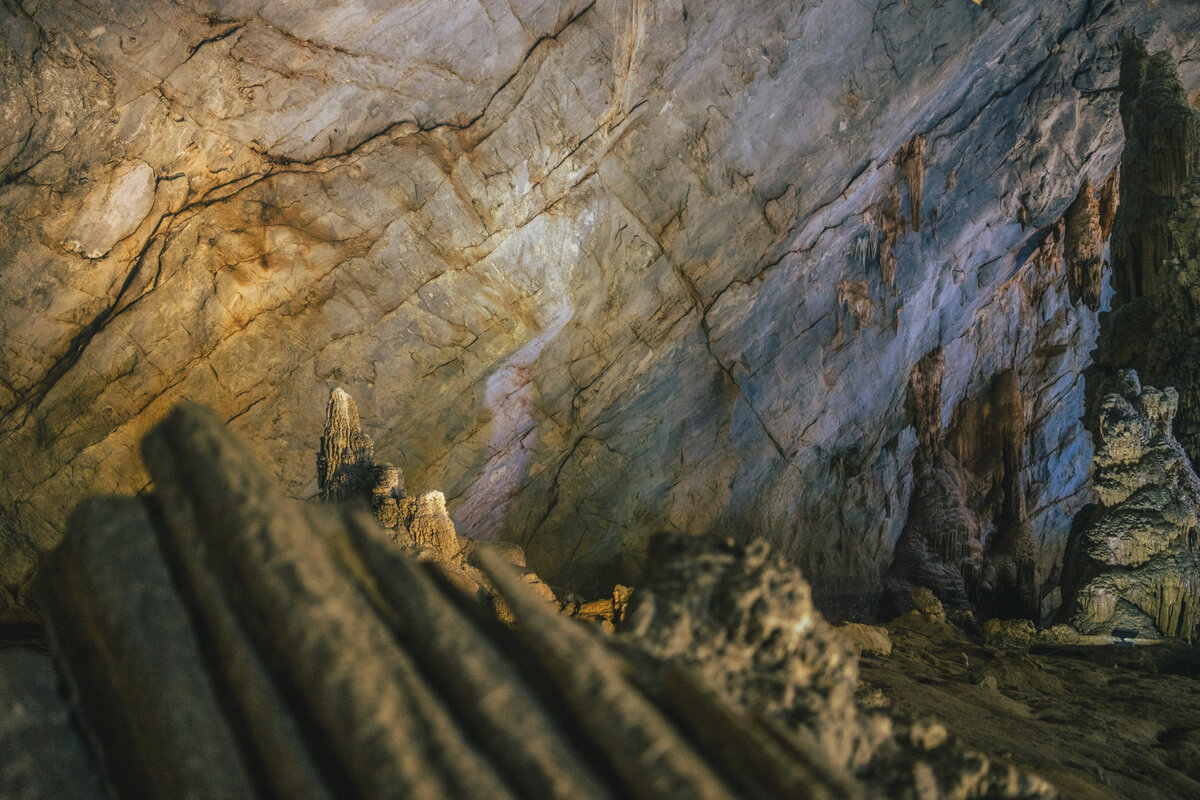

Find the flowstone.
[{"left": 1062, "top": 379, "right": 1200, "bottom": 640}]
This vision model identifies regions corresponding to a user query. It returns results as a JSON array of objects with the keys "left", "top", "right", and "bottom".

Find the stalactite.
[
  {"left": 877, "top": 186, "right": 902, "bottom": 287},
  {"left": 880, "top": 349, "right": 985, "bottom": 617},
  {"left": 1110, "top": 37, "right": 1200, "bottom": 306},
  {"left": 1093, "top": 37, "right": 1200, "bottom": 470},
  {"left": 835, "top": 280, "right": 873, "bottom": 339},
  {"left": 1098, "top": 169, "right": 1120, "bottom": 239},
  {"left": 896, "top": 134, "right": 926, "bottom": 232},
  {"left": 1063, "top": 178, "right": 1103, "bottom": 310}
]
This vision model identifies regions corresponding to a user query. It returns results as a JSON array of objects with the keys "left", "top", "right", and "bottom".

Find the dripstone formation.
[
  {"left": 881, "top": 351, "right": 1038, "bottom": 622},
  {"left": 316, "top": 387, "right": 557, "bottom": 621},
  {"left": 1061, "top": 378, "right": 1200, "bottom": 640},
  {"left": 1093, "top": 36, "right": 1200, "bottom": 466}
]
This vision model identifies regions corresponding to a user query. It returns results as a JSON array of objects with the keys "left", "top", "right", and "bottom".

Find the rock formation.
[
  {"left": 882, "top": 350, "right": 982, "bottom": 615},
  {"left": 622, "top": 533, "right": 873, "bottom": 771},
  {"left": 2, "top": 1, "right": 1198, "bottom": 621},
  {"left": 315, "top": 386, "right": 556, "bottom": 620},
  {"left": 1061, "top": 379, "right": 1200, "bottom": 640},
  {"left": 881, "top": 351, "right": 1038, "bottom": 621},
  {"left": 1063, "top": 177, "right": 1105, "bottom": 311},
  {"left": 1092, "top": 36, "right": 1200, "bottom": 466},
  {"left": 18, "top": 405, "right": 1056, "bottom": 798},
  {"left": 0, "top": 648, "right": 104, "bottom": 800},
  {"left": 620, "top": 532, "right": 1055, "bottom": 798}
]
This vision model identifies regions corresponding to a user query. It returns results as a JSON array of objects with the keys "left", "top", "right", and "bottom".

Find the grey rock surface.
[
  {"left": 1094, "top": 35, "right": 1200, "bottom": 469},
  {"left": 2, "top": 0, "right": 1200, "bottom": 619},
  {"left": 0, "top": 648, "right": 105, "bottom": 800}
]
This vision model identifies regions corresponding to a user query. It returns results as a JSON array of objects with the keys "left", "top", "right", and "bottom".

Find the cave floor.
[{"left": 859, "top": 616, "right": 1200, "bottom": 799}]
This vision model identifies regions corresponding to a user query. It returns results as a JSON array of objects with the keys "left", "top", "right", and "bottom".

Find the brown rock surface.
[
  {"left": 314, "top": 386, "right": 557, "bottom": 617},
  {"left": 2, "top": 1, "right": 1199, "bottom": 621},
  {"left": 620, "top": 532, "right": 1058, "bottom": 799},
  {"left": 859, "top": 612, "right": 1200, "bottom": 799}
]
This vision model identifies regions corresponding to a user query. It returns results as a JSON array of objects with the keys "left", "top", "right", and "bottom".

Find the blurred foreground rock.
[{"left": 10, "top": 405, "right": 1058, "bottom": 798}]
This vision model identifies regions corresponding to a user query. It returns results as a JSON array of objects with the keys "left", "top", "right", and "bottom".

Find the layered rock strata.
[
  {"left": 2, "top": 1, "right": 1199, "bottom": 621},
  {"left": 24, "top": 405, "right": 1056, "bottom": 798},
  {"left": 1061, "top": 379, "right": 1200, "bottom": 640}
]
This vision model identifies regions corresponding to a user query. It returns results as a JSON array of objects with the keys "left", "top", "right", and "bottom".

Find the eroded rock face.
[
  {"left": 1062, "top": 380, "right": 1200, "bottom": 640},
  {"left": 2, "top": 0, "right": 1200, "bottom": 620}
]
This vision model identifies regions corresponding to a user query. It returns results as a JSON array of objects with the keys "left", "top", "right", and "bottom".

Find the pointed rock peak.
[{"left": 317, "top": 387, "right": 376, "bottom": 503}]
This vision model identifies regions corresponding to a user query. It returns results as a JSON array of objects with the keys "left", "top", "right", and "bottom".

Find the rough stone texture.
[
  {"left": 860, "top": 609, "right": 1200, "bottom": 798},
  {"left": 621, "top": 533, "right": 870, "bottom": 771},
  {"left": 2, "top": 0, "right": 1200, "bottom": 620},
  {"left": 37, "top": 495, "right": 263, "bottom": 799},
  {"left": 1063, "top": 177, "right": 1104, "bottom": 310},
  {"left": 881, "top": 353, "right": 1037, "bottom": 621},
  {"left": 1061, "top": 381, "right": 1200, "bottom": 640},
  {"left": 317, "top": 387, "right": 379, "bottom": 503},
  {"left": 621, "top": 531, "right": 1056, "bottom": 799},
  {"left": 835, "top": 623, "right": 893, "bottom": 657},
  {"left": 1095, "top": 36, "right": 1200, "bottom": 469}
]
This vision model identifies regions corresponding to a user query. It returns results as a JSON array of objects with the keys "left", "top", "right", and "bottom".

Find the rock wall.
[{"left": 2, "top": 0, "right": 1199, "bottom": 620}]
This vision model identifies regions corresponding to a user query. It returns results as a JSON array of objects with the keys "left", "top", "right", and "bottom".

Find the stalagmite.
[{"left": 1062, "top": 381, "right": 1200, "bottom": 640}]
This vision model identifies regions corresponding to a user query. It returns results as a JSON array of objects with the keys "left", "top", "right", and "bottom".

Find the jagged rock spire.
[{"left": 316, "top": 388, "right": 378, "bottom": 503}]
